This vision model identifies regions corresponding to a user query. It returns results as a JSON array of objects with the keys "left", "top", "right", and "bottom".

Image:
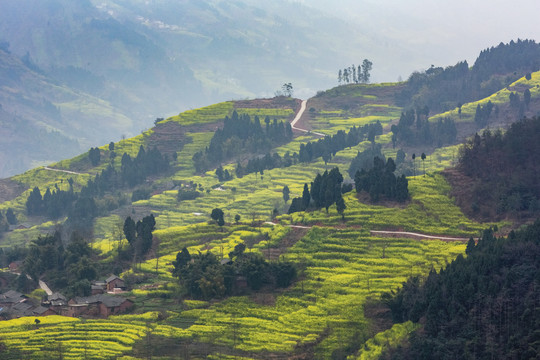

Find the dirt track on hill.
[
  {"left": 290, "top": 99, "right": 325, "bottom": 137},
  {"left": 265, "top": 221, "right": 470, "bottom": 242},
  {"left": 43, "top": 166, "right": 82, "bottom": 175},
  {"left": 370, "top": 230, "right": 469, "bottom": 242}
]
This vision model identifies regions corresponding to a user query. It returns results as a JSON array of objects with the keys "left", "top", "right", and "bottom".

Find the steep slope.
[{"left": 381, "top": 224, "right": 540, "bottom": 360}]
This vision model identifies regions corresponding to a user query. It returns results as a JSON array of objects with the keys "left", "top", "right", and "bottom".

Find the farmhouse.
[
  {"left": 42, "top": 292, "right": 67, "bottom": 313},
  {"left": 65, "top": 294, "right": 133, "bottom": 318},
  {"left": 0, "top": 290, "right": 26, "bottom": 304},
  {"left": 106, "top": 275, "right": 125, "bottom": 292}
]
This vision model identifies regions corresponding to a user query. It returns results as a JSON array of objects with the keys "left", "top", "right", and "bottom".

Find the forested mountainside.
[
  {"left": 382, "top": 222, "right": 540, "bottom": 360},
  {"left": 0, "top": 40, "right": 538, "bottom": 359},
  {"left": 397, "top": 39, "right": 540, "bottom": 113},
  {"left": 445, "top": 116, "right": 540, "bottom": 221}
]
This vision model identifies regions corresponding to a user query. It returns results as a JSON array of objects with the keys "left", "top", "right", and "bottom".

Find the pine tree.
[
  {"left": 336, "top": 195, "right": 346, "bottom": 221},
  {"left": 302, "top": 184, "right": 311, "bottom": 210},
  {"left": 282, "top": 185, "right": 290, "bottom": 203},
  {"left": 123, "top": 216, "right": 136, "bottom": 246}
]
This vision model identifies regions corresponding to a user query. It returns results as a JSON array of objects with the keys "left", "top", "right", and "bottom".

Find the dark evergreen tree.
[
  {"left": 282, "top": 185, "right": 290, "bottom": 203},
  {"left": 172, "top": 247, "right": 191, "bottom": 277},
  {"left": 289, "top": 168, "right": 345, "bottom": 214},
  {"left": 355, "top": 157, "right": 408, "bottom": 202},
  {"left": 336, "top": 195, "right": 346, "bottom": 220},
  {"left": 135, "top": 215, "right": 155, "bottom": 256},
  {"left": 26, "top": 187, "right": 43, "bottom": 215},
  {"left": 123, "top": 216, "right": 136, "bottom": 245},
  {"left": 524, "top": 88, "right": 531, "bottom": 109},
  {"left": 302, "top": 184, "right": 311, "bottom": 210},
  {"left": 88, "top": 147, "right": 101, "bottom": 166},
  {"left": 5, "top": 208, "right": 17, "bottom": 225}
]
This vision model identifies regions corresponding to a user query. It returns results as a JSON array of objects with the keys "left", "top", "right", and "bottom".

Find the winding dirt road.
[
  {"left": 265, "top": 222, "right": 469, "bottom": 241},
  {"left": 290, "top": 100, "right": 325, "bottom": 137},
  {"left": 369, "top": 230, "right": 469, "bottom": 242},
  {"left": 43, "top": 166, "right": 82, "bottom": 176}
]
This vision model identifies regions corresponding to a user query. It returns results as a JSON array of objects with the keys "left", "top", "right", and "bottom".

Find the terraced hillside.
[{"left": 0, "top": 64, "right": 539, "bottom": 359}]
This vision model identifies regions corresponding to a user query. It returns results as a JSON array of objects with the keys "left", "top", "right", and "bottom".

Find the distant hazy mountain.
[
  {"left": 0, "top": 0, "right": 390, "bottom": 177},
  {"left": 0, "top": 48, "right": 136, "bottom": 176}
]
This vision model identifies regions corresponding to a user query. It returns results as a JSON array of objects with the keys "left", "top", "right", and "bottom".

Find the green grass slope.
[{"left": 0, "top": 75, "right": 534, "bottom": 359}]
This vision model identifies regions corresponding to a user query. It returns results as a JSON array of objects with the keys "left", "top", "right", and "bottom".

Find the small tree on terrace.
[{"left": 211, "top": 208, "right": 225, "bottom": 230}]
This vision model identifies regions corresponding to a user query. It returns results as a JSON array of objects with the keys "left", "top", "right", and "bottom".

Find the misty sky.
[{"left": 302, "top": 0, "right": 540, "bottom": 81}]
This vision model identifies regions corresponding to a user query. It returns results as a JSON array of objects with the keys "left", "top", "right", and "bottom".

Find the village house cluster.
[{"left": 0, "top": 275, "right": 133, "bottom": 319}]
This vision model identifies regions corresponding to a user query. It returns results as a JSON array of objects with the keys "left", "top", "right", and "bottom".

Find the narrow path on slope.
[
  {"left": 265, "top": 222, "right": 469, "bottom": 241},
  {"left": 370, "top": 230, "right": 469, "bottom": 242},
  {"left": 43, "top": 166, "right": 82, "bottom": 176},
  {"left": 290, "top": 100, "right": 325, "bottom": 137},
  {"left": 12, "top": 271, "right": 54, "bottom": 296},
  {"left": 264, "top": 221, "right": 311, "bottom": 229}
]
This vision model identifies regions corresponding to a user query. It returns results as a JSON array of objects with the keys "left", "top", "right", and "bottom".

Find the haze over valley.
[{"left": 1, "top": 0, "right": 539, "bottom": 177}]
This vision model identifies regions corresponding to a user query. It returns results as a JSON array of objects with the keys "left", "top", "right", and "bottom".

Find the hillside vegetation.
[
  {"left": 382, "top": 222, "right": 540, "bottom": 360},
  {"left": 0, "top": 41, "right": 539, "bottom": 359}
]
